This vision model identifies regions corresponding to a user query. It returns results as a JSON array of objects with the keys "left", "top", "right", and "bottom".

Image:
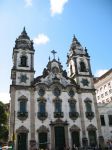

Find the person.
[
  {"left": 72, "top": 144, "right": 76, "bottom": 150},
  {"left": 67, "top": 146, "right": 70, "bottom": 150}
]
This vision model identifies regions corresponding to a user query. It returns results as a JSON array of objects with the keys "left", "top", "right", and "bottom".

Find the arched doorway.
[
  {"left": 87, "top": 124, "right": 97, "bottom": 147},
  {"left": 71, "top": 131, "right": 80, "bottom": 147},
  {"left": 39, "top": 132, "right": 47, "bottom": 149},
  {"left": 17, "top": 133, "right": 27, "bottom": 150},
  {"left": 50, "top": 119, "right": 69, "bottom": 150},
  {"left": 37, "top": 125, "right": 49, "bottom": 150},
  {"left": 55, "top": 126, "right": 65, "bottom": 150},
  {"left": 16, "top": 126, "right": 29, "bottom": 150},
  {"left": 70, "top": 125, "right": 80, "bottom": 148}
]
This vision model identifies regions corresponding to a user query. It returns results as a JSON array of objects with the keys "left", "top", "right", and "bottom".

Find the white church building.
[{"left": 9, "top": 28, "right": 104, "bottom": 150}]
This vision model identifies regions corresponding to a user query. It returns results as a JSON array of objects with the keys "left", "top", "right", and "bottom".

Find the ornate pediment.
[
  {"left": 70, "top": 125, "right": 80, "bottom": 131},
  {"left": 18, "top": 95, "right": 28, "bottom": 101},
  {"left": 50, "top": 119, "right": 68, "bottom": 126},
  {"left": 16, "top": 126, "right": 29, "bottom": 133},
  {"left": 87, "top": 124, "right": 97, "bottom": 131},
  {"left": 37, "top": 125, "right": 49, "bottom": 133}
]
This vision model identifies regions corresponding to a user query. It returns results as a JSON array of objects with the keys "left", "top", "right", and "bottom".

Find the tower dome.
[{"left": 14, "top": 27, "right": 34, "bottom": 51}]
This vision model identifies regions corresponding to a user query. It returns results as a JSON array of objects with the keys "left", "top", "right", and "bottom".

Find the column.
[
  {"left": 30, "top": 88, "right": 36, "bottom": 148},
  {"left": 78, "top": 92, "right": 88, "bottom": 147},
  {"left": 50, "top": 126, "right": 55, "bottom": 150},
  {"left": 92, "top": 92, "right": 105, "bottom": 148}
]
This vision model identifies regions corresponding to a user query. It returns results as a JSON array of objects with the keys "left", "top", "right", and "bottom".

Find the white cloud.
[
  {"left": 95, "top": 69, "right": 108, "bottom": 77},
  {"left": 24, "top": 0, "right": 32, "bottom": 7},
  {"left": 0, "top": 92, "right": 10, "bottom": 104},
  {"left": 49, "top": 0, "right": 68, "bottom": 16},
  {"left": 33, "top": 34, "right": 50, "bottom": 45}
]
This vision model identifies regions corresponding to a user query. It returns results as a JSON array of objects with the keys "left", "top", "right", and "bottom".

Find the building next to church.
[
  {"left": 94, "top": 69, "right": 112, "bottom": 144},
  {"left": 9, "top": 28, "right": 104, "bottom": 150},
  {"left": 94, "top": 69, "right": 112, "bottom": 104}
]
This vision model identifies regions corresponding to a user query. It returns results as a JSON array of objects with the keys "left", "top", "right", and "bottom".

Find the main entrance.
[
  {"left": 55, "top": 126, "right": 65, "bottom": 150},
  {"left": 17, "top": 133, "right": 27, "bottom": 150}
]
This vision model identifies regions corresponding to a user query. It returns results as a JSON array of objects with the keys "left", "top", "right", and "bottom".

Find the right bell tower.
[
  {"left": 67, "top": 35, "right": 104, "bottom": 148},
  {"left": 67, "top": 35, "right": 93, "bottom": 90}
]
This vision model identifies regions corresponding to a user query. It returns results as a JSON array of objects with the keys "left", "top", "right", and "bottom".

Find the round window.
[
  {"left": 68, "top": 89, "right": 75, "bottom": 97},
  {"left": 53, "top": 87, "right": 61, "bottom": 97},
  {"left": 38, "top": 88, "right": 45, "bottom": 96}
]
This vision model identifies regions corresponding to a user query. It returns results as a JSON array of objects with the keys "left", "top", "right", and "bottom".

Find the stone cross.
[{"left": 51, "top": 50, "right": 57, "bottom": 59}]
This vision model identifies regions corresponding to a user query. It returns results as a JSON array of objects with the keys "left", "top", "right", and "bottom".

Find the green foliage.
[{"left": 0, "top": 101, "right": 9, "bottom": 142}]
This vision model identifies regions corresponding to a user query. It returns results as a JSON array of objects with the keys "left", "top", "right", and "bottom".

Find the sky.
[{"left": 0, "top": 0, "right": 112, "bottom": 103}]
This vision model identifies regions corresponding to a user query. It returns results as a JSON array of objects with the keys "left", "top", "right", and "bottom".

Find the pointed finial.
[
  {"left": 51, "top": 50, "right": 57, "bottom": 59},
  {"left": 85, "top": 47, "right": 87, "bottom": 52},
  {"left": 22, "top": 26, "right": 26, "bottom": 33},
  {"left": 73, "top": 34, "right": 77, "bottom": 41},
  {"left": 49, "top": 56, "right": 50, "bottom": 61},
  {"left": 23, "top": 26, "right": 25, "bottom": 31}
]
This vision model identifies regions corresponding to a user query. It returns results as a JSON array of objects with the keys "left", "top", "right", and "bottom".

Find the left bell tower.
[
  {"left": 11, "top": 27, "right": 35, "bottom": 86},
  {"left": 9, "top": 27, "right": 35, "bottom": 148}
]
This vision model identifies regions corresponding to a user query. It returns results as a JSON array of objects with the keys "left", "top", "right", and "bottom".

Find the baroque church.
[{"left": 9, "top": 28, "right": 104, "bottom": 150}]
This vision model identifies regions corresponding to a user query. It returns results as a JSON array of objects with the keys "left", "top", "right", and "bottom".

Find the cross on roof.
[{"left": 51, "top": 50, "right": 57, "bottom": 59}]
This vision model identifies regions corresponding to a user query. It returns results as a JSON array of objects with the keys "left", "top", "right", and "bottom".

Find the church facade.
[{"left": 9, "top": 28, "right": 104, "bottom": 150}]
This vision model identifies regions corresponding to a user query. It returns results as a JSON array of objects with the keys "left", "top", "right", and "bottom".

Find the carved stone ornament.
[
  {"left": 81, "top": 78, "right": 89, "bottom": 86},
  {"left": 19, "top": 74, "right": 28, "bottom": 83},
  {"left": 85, "top": 111, "right": 94, "bottom": 121},
  {"left": 87, "top": 124, "right": 97, "bottom": 131},
  {"left": 50, "top": 119, "right": 68, "bottom": 126},
  {"left": 37, "top": 125, "right": 49, "bottom": 133},
  {"left": 17, "top": 111, "right": 28, "bottom": 121},
  {"left": 52, "top": 67, "right": 59, "bottom": 74},
  {"left": 70, "top": 124, "right": 80, "bottom": 132},
  {"left": 69, "top": 112, "right": 79, "bottom": 120},
  {"left": 16, "top": 126, "right": 29, "bottom": 133}
]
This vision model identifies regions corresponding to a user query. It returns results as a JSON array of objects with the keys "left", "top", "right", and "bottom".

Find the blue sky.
[{"left": 0, "top": 0, "right": 112, "bottom": 103}]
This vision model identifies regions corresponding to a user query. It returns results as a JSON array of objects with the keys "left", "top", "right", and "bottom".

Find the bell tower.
[
  {"left": 11, "top": 27, "right": 35, "bottom": 86},
  {"left": 9, "top": 28, "right": 35, "bottom": 145},
  {"left": 67, "top": 35, "right": 93, "bottom": 89}
]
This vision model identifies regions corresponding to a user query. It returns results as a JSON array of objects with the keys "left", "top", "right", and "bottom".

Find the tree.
[{"left": 0, "top": 101, "right": 9, "bottom": 142}]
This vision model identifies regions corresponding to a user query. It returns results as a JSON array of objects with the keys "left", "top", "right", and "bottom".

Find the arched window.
[
  {"left": 20, "top": 101, "right": 27, "bottom": 112},
  {"left": 18, "top": 96, "right": 28, "bottom": 119},
  {"left": 55, "top": 100, "right": 62, "bottom": 113},
  {"left": 69, "top": 102, "right": 76, "bottom": 112},
  {"left": 85, "top": 98, "right": 94, "bottom": 120},
  {"left": 54, "top": 99, "right": 63, "bottom": 118},
  {"left": 80, "top": 61, "right": 86, "bottom": 72},
  {"left": 20, "top": 56, "right": 27, "bottom": 67},
  {"left": 39, "top": 102, "right": 45, "bottom": 113},
  {"left": 87, "top": 124, "right": 97, "bottom": 147},
  {"left": 37, "top": 99, "right": 48, "bottom": 120},
  {"left": 86, "top": 102, "right": 92, "bottom": 112}
]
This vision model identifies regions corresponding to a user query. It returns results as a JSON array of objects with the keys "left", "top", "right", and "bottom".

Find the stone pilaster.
[
  {"left": 9, "top": 86, "right": 16, "bottom": 141},
  {"left": 30, "top": 53, "right": 34, "bottom": 71},
  {"left": 30, "top": 88, "right": 35, "bottom": 140},
  {"left": 65, "top": 125, "right": 69, "bottom": 148},
  {"left": 13, "top": 52, "right": 17, "bottom": 69},
  {"left": 92, "top": 92, "right": 104, "bottom": 147},
  {"left": 78, "top": 92, "right": 88, "bottom": 146},
  {"left": 50, "top": 126, "right": 55, "bottom": 150}
]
